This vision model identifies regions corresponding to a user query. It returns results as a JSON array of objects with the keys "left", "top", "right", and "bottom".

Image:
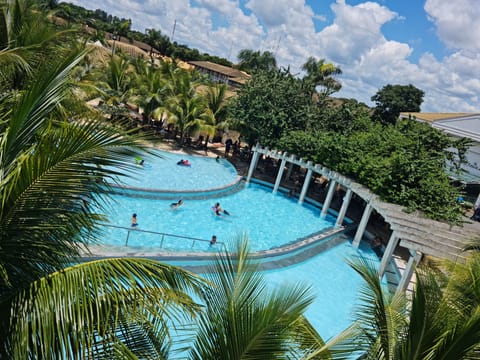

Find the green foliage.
[
  {"left": 341, "top": 257, "right": 480, "bottom": 359},
  {"left": 229, "top": 67, "right": 318, "bottom": 147},
  {"left": 278, "top": 116, "right": 464, "bottom": 222},
  {"left": 237, "top": 48, "right": 277, "bottom": 73},
  {"left": 302, "top": 56, "right": 342, "bottom": 96},
  {"left": 371, "top": 84, "right": 425, "bottom": 124},
  {"left": 0, "top": 5, "right": 208, "bottom": 357},
  {"left": 188, "top": 236, "right": 322, "bottom": 360}
]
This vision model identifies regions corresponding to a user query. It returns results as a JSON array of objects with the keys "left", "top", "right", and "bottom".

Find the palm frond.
[
  {"left": 5, "top": 258, "right": 206, "bottom": 359},
  {"left": 189, "top": 235, "right": 316, "bottom": 359}
]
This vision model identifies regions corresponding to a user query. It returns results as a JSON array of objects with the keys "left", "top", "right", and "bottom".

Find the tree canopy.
[
  {"left": 231, "top": 70, "right": 464, "bottom": 222},
  {"left": 371, "top": 84, "right": 425, "bottom": 124},
  {"left": 237, "top": 49, "right": 277, "bottom": 73},
  {"left": 229, "top": 67, "right": 319, "bottom": 147}
]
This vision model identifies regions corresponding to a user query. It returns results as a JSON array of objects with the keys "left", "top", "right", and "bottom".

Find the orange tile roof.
[{"left": 400, "top": 112, "right": 477, "bottom": 122}]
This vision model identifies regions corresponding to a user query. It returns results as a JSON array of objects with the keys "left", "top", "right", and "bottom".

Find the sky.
[{"left": 63, "top": 0, "right": 480, "bottom": 113}]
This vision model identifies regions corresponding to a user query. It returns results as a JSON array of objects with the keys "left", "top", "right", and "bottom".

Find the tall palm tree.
[
  {"left": 131, "top": 59, "right": 168, "bottom": 125},
  {"left": 86, "top": 54, "right": 137, "bottom": 125},
  {"left": 302, "top": 57, "right": 342, "bottom": 97},
  {"left": 166, "top": 92, "right": 213, "bottom": 145},
  {"left": 163, "top": 68, "right": 212, "bottom": 144},
  {"left": 202, "top": 83, "right": 230, "bottom": 145}
]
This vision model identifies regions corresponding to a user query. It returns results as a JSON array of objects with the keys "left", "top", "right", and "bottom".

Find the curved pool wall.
[{"left": 110, "top": 176, "right": 244, "bottom": 200}]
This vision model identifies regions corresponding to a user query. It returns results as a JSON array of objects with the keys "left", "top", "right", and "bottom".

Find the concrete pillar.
[
  {"left": 285, "top": 154, "right": 296, "bottom": 180},
  {"left": 352, "top": 202, "right": 373, "bottom": 248},
  {"left": 335, "top": 188, "right": 352, "bottom": 228},
  {"left": 246, "top": 144, "right": 261, "bottom": 184},
  {"left": 321, "top": 179, "right": 337, "bottom": 217},
  {"left": 378, "top": 232, "right": 399, "bottom": 279},
  {"left": 395, "top": 251, "right": 422, "bottom": 295},
  {"left": 298, "top": 164, "right": 313, "bottom": 204},
  {"left": 273, "top": 152, "right": 288, "bottom": 193}
]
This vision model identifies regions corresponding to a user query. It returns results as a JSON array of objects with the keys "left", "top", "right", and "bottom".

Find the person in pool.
[
  {"left": 170, "top": 199, "right": 184, "bottom": 210},
  {"left": 213, "top": 202, "right": 230, "bottom": 216},
  {"left": 177, "top": 159, "right": 191, "bottom": 166},
  {"left": 131, "top": 213, "right": 138, "bottom": 227},
  {"left": 209, "top": 235, "right": 217, "bottom": 246}
]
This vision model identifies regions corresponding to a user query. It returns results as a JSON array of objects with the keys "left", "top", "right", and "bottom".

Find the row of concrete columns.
[{"left": 245, "top": 144, "right": 421, "bottom": 294}]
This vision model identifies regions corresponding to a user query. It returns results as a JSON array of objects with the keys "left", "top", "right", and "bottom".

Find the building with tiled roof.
[{"left": 188, "top": 61, "right": 250, "bottom": 88}]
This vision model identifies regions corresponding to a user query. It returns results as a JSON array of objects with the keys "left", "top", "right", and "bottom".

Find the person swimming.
[
  {"left": 170, "top": 199, "right": 184, "bottom": 209},
  {"left": 213, "top": 202, "right": 230, "bottom": 216},
  {"left": 177, "top": 159, "right": 191, "bottom": 166},
  {"left": 209, "top": 235, "right": 217, "bottom": 246},
  {"left": 131, "top": 213, "right": 138, "bottom": 227}
]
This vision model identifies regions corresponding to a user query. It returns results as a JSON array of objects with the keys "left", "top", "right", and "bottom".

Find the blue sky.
[{"left": 64, "top": 0, "right": 480, "bottom": 113}]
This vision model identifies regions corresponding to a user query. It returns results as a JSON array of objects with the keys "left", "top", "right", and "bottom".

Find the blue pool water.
[
  {"left": 117, "top": 150, "right": 238, "bottom": 191},
  {"left": 100, "top": 183, "right": 336, "bottom": 252},
  {"left": 265, "top": 241, "right": 379, "bottom": 340}
]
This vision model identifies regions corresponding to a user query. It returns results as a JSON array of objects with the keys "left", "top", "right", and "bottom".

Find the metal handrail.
[{"left": 100, "top": 223, "right": 225, "bottom": 250}]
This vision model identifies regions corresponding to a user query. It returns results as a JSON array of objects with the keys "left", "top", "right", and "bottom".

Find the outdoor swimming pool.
[
  {"left": 95, "top": 149, "right": 384, "bottom": 341},
  {"left": 99, "top": 182, "right": 337, "bottom": 252},
  {"left": 116, "top": 150, "right": 238, "bottom": 191}
]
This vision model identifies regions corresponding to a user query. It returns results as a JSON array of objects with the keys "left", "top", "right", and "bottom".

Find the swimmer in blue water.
[
  {"left": 213, "top": 202, "right": 230, "bottom": 216},
  {"left": 170, "top": 199, "right": 184, "bottom": 210},
  {"left": 131, "top": 213, "right": 138, "bottom": 227},
  {"left": 177, "top": 159, "right": 191, "bottom": 166},
  {"left": 209, "top": 235, "right": 217, "bottom": 246}
]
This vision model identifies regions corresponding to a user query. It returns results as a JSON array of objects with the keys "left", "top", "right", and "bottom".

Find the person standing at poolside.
[
  {"left": 225, "top": 138, "right": 233, "bottom": 157},
  {"left": 131, "top": 213, "right": 138, "bottom": 227}
]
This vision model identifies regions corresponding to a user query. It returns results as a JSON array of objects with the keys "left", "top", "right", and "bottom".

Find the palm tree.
[
  {"left": 302, "top": 57, "right": 342, "bottom": 96},
  {"left": 87, "top": 54, "right": 136, "bottom": 125},
  {"left": 0, "top": 26, "right": 206, "bottom": 358},
  {"left": 130, "top": 59, "right": 169, "bottom": 125},
  {"left": 1, "top": 0, "right": 78, "bottom": 89},
  {"left": 163, "top": 68, "right": 212, "bottom": 144},
  {"left": 334, "top": 257, "right": 480, "bottom": 359},
  {"left": 202, "top": 83, "right": 230, "bottom": 145},
  {"left": 166, "top": 92, "right": 213, "bottom": 145},
  {"left": 188, "top": 236, "right": 319, "bottom": 359}
]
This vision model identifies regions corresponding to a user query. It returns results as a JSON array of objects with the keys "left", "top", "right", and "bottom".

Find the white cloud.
[{"left": 425, "top": 0, "right": 480, "bottom": 51}]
